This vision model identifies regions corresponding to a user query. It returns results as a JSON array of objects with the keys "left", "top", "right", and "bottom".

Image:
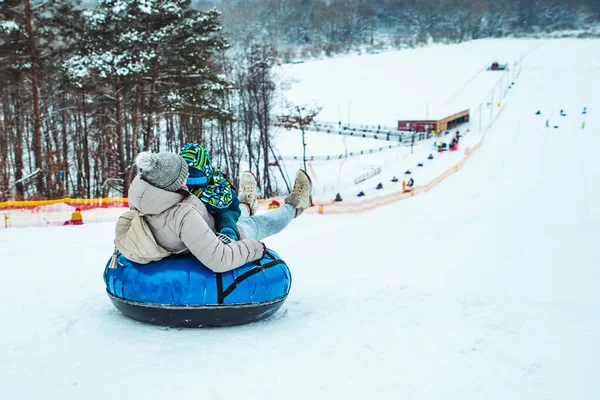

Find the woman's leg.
[
  {"left": 236, "top": 169, "right": 311, "bottom": 240},
  {"left": 239, "top": 202, "right": 251, "bottom": 218},
  {"left": 237, "top": 204, "right": 295, "bottom": 240}
]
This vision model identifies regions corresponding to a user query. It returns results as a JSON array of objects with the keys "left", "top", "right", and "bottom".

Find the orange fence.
[{"left": 0, "top": 197, "right": 128, "bottom": 211}]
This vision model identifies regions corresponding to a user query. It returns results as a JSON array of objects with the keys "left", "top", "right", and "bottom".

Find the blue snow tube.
[{"left": 103, "top": 250, "right": 291, "bottom": 327}]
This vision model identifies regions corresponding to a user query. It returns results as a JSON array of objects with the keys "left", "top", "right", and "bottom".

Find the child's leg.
[{"left": 237, "top": 204, "right": 295, "bottom": 240}]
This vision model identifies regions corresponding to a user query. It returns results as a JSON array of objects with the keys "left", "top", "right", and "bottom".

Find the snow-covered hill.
[
  {"left": 2, "top": 38, "right": 599, "bottom": 400},
  {"left": 269, "top": 38, "right": 534, "bottom": 199}
]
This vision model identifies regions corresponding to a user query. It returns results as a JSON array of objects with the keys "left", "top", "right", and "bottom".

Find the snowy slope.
[
  {"left": 269, "top": 38, "right": 532, "bottom": 199},
  {"left": 1, "top": 39, "right": 600, "bottom": 400},
  {"left": 276, "top": 39, "right": 539, "bottom": 124}
]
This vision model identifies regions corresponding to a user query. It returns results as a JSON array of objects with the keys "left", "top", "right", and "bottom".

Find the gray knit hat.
[{"left": 135, "top": 151, "right": 189, "bottom": 192}]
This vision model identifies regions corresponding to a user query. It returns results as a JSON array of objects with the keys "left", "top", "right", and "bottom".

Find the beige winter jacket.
[{"left": 126, "top": 176, "right": 264, "bottom": 273}]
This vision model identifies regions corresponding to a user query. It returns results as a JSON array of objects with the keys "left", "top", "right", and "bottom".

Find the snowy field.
[{"left": 2, "top": 38, "right": 600, "bottom": 399}]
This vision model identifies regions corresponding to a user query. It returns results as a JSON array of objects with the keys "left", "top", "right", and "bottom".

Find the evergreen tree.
[{"left": 64, "top": 0, "right": 231, "bottom": 195}]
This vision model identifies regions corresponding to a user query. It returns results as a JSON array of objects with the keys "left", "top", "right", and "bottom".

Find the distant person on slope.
[
  {"left": 121, "top": 151, "right": 312, "bottom": 273},
  {"left": 64, "top": 208, "right": 84, "bottom": 226}
]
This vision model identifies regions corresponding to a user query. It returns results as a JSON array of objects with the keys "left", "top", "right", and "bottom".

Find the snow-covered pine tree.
[{"left": 64, "top": 0, "right": 231, "bottom": 196}]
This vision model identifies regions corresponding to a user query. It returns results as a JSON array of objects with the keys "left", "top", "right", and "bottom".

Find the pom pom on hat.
[
  {"left": 135, "top": 152, "right": 159, "bottom": 172},
  {"left": 136, "top": 151, "right": 188, "bottom": 192}
]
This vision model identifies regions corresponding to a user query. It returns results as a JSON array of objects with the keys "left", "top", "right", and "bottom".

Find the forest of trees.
[
  {"left": 1, "top": 0, "right": 598, "bottom": 200},
  {"left": 214, "top": 0, "right": 600, "bottom": 59},
  {"left": 1, "top": 0, "right": 283, "bottom": 199}
]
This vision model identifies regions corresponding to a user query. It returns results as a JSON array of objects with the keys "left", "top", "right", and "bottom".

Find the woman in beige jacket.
[{"left": 124, "top": 151, "right": 312, "bottom": 273}]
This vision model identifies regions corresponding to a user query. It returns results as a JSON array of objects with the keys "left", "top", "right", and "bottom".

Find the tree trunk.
[
  {"left": 301, "top": 128, "right": 307, "bottom": 171},
  {"left": 81, "top": 92, "right": 91, "bottom": 197},
  {"left": 23, "top": 0, "right": 45, "bottom": 195},
  {"left": 61, "top": 94, "right": 69, "bottom": 196},
  {"left": 13, "top": 80, "right": 25, "bottom": 198},
  {"left": 228, "top": 121, "right": 239, "bottom": 186},
  {"left": 145, "top": 56, "right": 159, "bottom": 151},
  {"left": 115, "top": 76, "right": 128, "bottom": 195},
  {"left": 269, "top": 143, "right": 290, "bottom": 193},
  {"left": 74, "top": 108, "right": 83, "bottom": 195},
  {"left": 131, "top": 75, "right": 141, "bottom": 159}
]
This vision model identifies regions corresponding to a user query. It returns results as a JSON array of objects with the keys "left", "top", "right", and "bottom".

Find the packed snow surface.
[{"left": 2, "top": 39, "right": 599, "bottom": 399}]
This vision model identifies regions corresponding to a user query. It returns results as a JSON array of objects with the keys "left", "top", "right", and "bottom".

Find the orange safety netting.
[{"left": 0, "top": 197, "right": 129, "bottom": 211}]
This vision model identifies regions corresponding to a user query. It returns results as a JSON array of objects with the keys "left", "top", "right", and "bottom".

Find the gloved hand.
[{"left": 261, "top": 242, "right": 267, "bottom": 258}]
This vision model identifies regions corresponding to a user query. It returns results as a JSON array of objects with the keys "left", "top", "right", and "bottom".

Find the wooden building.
[{"left": 397, "top": 109, "right": 470, "bottom": 132}]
